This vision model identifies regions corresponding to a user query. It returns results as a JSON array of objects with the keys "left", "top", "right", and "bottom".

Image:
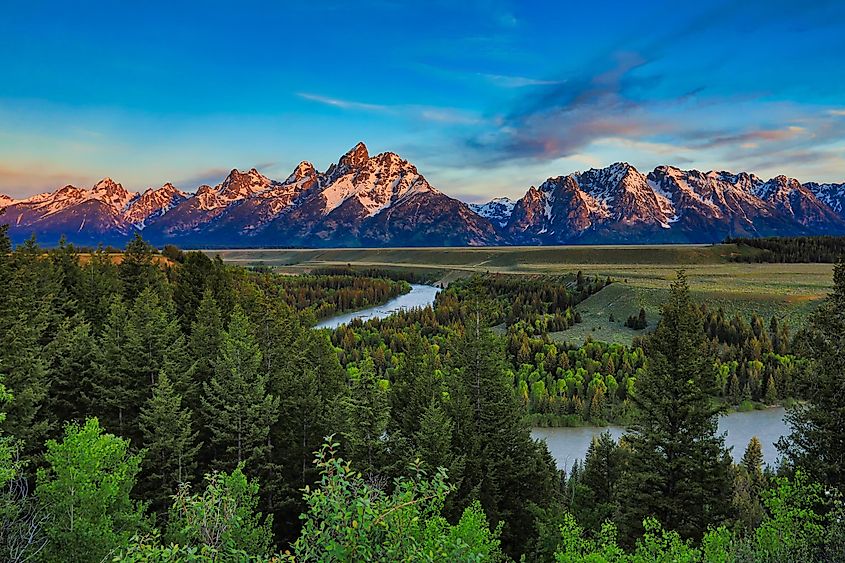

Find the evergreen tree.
[
  {"left": 119, "top": 234, "right": 165, "bottom": 302},
  {"left": 389, "top": 329, "right": 441, "bottom": 439},
  {"left": 341, "top": 356, "right": 391, "bottom": 478},
  {"left": 91, "top": 297, "right": 135, "bottom": 437},
  {"left": 200, "top": 306, "right": 278, "bottom": 476},
  {"left": 733, "top": 436, "right": 766, "bottom": 531},
  {"left": 779, "top": 259, "right": 845, "bottom": 491},
  {"left": 728, "top": 371, "right": 741, "bottom": 405},
  {"left": 579, "top": 432, "right": 624, "bottom": 531},
  {"left": 188, "top": 289, "right": 224, "bottom": 412},
  {"left": 414, "top": 399, "right": 459, "bottom": 475},
  {"left": 78, "top": 246, "right": 122, "bottom": 331},
  {"left": 618, "top": 271, "right": 732, "bottom": 542},
  {"left": 139, "top": 372, "right": 201, "bottom": 513},
  {"left": 446, "top": 303, "right": 559, "bottom": 557},
  {"left": 45, "top": 316, "right": 96, "bottom": 429}
]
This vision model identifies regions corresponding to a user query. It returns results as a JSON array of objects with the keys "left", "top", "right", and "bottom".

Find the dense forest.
[
  {"left": 727, "top": 235, "right": 845, "bottom": 262},
  {"left": 1, "top": 228, "right": 844, "bottom": 561}
]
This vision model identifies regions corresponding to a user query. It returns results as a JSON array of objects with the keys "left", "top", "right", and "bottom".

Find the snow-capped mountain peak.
[
  {"left": 469, "top": 197, "right": 516, "bottom": 228},
  {"left": 285, "top": 161, "right": 317, "bottom": 184},
  {"left": 123, "top": 183, "right": 188, "bottom": 227},
  {"left": 216, "top": 168, "right": 276, "bottom": 202},
  {"left": 91, "top": 177, "right": 137, "bottom": 210}
]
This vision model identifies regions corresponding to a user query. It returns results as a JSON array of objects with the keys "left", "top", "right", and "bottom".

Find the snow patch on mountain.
[{"left": 469, "top": 197, "right": 516, "bottom": 227}]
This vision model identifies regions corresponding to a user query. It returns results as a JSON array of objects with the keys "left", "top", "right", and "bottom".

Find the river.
[
  {"left": 314, "top": 284, "right": 440, "bottom": 329},
  {"left": 315, "top": 286, "right": 789, "bottom": 471},
  {"left": 533, "top": 407, "right": 789, "bottom": 471}
]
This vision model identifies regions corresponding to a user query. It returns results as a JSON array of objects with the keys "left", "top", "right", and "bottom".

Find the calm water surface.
[
  {"left": 315, "top": 284, "right": 440, "bottom": 329},
  {"left": 533, "top": 407, "right": 788, "bottom": 470}
]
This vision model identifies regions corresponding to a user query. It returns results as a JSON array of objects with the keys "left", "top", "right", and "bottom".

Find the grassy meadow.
[{"left": 210, "top": 244, "right": 834, "bottom": 345}]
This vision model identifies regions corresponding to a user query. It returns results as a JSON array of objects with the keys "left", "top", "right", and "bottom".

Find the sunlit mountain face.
[{"left": 2, "top": 143, "right": 843, "bottom": 247}]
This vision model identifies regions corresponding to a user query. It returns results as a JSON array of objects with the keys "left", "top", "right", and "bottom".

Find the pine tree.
[
  {"left": 45, "top": 316, "right": 96, "bottom": 429},
  {"left": 728, "top": 371, "right": 741, "bottom": 405},
  {"left": 91, "top": 296, "right": 136, "bottom": 437},
  {"left": 779, "top": 259, "right": 845, "bottom": 491},
  {"left": 188, "top": 289, "right": 224, "bottom": 412},
  {"left": 341, "top": 356, "right": 391, "bottom": 478},
  {"left": 389, "top": 329, "right": 440, "bottom": 439},
  {"left": 139, "top": 372, "right": 201, "bottom": 513},
  {"left": 78, "top": 246, "right": 122, "bottom": 331},
  {"left": 201, "top": 306, "right": 278, "bottom": 476},
  {"left": 119, "top": 233, "right": 165, "bottom": 302},
  {"left": 764, "top": 374, "right": 778, "bottom": 405},
  {"left": 446, "top": 303, "right": 559, "bottom": 557},
  {"left": 741, "top": 436, "right": 765, "bottom": 491},
  {"left": 618, "top": 271, "right": 732, "bottom": 542},
  {"left": 733, "top": 436, "right": 766, "bottom": 531},
  {"left": 580, "top": 432, "right": 623, "bottom": 531},
  {"left": 414, "top": 398, "right": 458, "bottom": 475}
]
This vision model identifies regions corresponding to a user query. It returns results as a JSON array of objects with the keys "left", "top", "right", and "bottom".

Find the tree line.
[{"left": 726, "top": 235, "right": 845, "bottom": 262}]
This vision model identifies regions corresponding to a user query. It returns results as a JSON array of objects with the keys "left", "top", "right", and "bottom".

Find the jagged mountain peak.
[
  {"left": 124, "top": 183, "right": 188, "bottom": 227},
  {"left": 339, "top": 141, "right": 369, "bottom": 168},
  {"left": 217, "top": 168, "right": 275, "bottom": 201},
  {"left": 286, "top": 161, "right": 317, "bottom": 183}
]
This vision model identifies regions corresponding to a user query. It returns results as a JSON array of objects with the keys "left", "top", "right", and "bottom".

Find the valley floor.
[{"left": 211, "top": 244, "right": 834, "bottom": 338}]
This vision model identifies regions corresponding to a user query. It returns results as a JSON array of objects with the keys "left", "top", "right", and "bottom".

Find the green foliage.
[
  {"left": 201, "top": 305, "right": 278, "bottom": 474},
  {"left": 36, "top": 418, "right": 147, "bottom": 562},
  {"left": 618, "top": 271, "right": 732, "bottom": 541},
  {"left": 139, "top": 371, "right": 201, "bottom": 513},
  {"left": 292, "top": 440, "right": 504, "bottom": 562},
  {"left": 779, "top": 259, "right": 845, "bottom": 491},
  {"left": 165, "top": 465, "right": 275, "bottom": 558},
  {"left": 340, "top": 356, "right": 391, "bottom": 477}
]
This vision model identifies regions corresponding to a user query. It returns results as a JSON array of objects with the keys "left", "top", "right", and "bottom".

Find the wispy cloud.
[
  {"left": 478, "top": 73, "right": 563, "bottom": 88},
  {"left": 175, "top": 167, "right": 231, "bottom": 190},
  {"left": 0, "top": 163, "right": 96, "bottom": 198},
  {"left": 297, "top": 92, "right": 482, "bottom": 125},
  {"left": 297, "top": 93, "right": 390, "bottom": 113}
]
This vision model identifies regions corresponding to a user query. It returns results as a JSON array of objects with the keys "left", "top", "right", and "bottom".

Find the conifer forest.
[{"left": 2, "top": 228, "right": 845, "bottom": 562}]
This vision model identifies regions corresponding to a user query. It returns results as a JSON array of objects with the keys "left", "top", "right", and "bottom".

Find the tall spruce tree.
[
  {"left": 618, "top": 271, "right": 732, "bottom": 542},
  {"left": 389, "top": 329, "right": 441, "bottom": 439},
  {"left": 119, "top": 234, "right": 166, "bottom": 302},
  {"left": 139, "top": 371, "right": 200, "bottom": 513},
  {"left": 200, "top": 306, "right": 278, "bottom": 476},
  {"left": 340, "top": 356, "right": 391, "bottom": 478},
  {"left": 779, "top": 259, "right": 845, "bottom": 490},
  {"left": 446, "top": 299, "right": 559, "bottom": 557},
  {"left": 45, "top": 316, "right": 97, "bottom": 429},
  {"left": 188, "top": 289, "right": 224, "bottom": 413},
  {"left": 91, "top": 296, "right": 135, "bottom": 437},
  {"left": 78, "top": 246, "right": 122, "bottom": 331},
  {"left": 579, "top": 432, "right": 624, "bottom": 532}
]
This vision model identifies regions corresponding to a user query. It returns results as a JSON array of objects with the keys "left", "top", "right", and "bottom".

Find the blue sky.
[{"left": 1, "top": 0, "right": 844, "bottom": 201}]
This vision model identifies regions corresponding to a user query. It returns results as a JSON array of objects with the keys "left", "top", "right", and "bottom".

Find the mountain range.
[{"left": 1, "top": 142, "right": 844, "bottom": 247}]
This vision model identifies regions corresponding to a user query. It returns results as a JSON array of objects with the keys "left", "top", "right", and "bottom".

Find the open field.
[{"left": 210, "top": 245, "right": 834, "bottom": 343}]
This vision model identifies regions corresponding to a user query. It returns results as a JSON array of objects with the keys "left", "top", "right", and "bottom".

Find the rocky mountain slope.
[
  {"left": 1, "top": 146, "right": 842, "bottom": 247},
  {"left": 499, "top": 164, "right": 845, "bottom": 244}
]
